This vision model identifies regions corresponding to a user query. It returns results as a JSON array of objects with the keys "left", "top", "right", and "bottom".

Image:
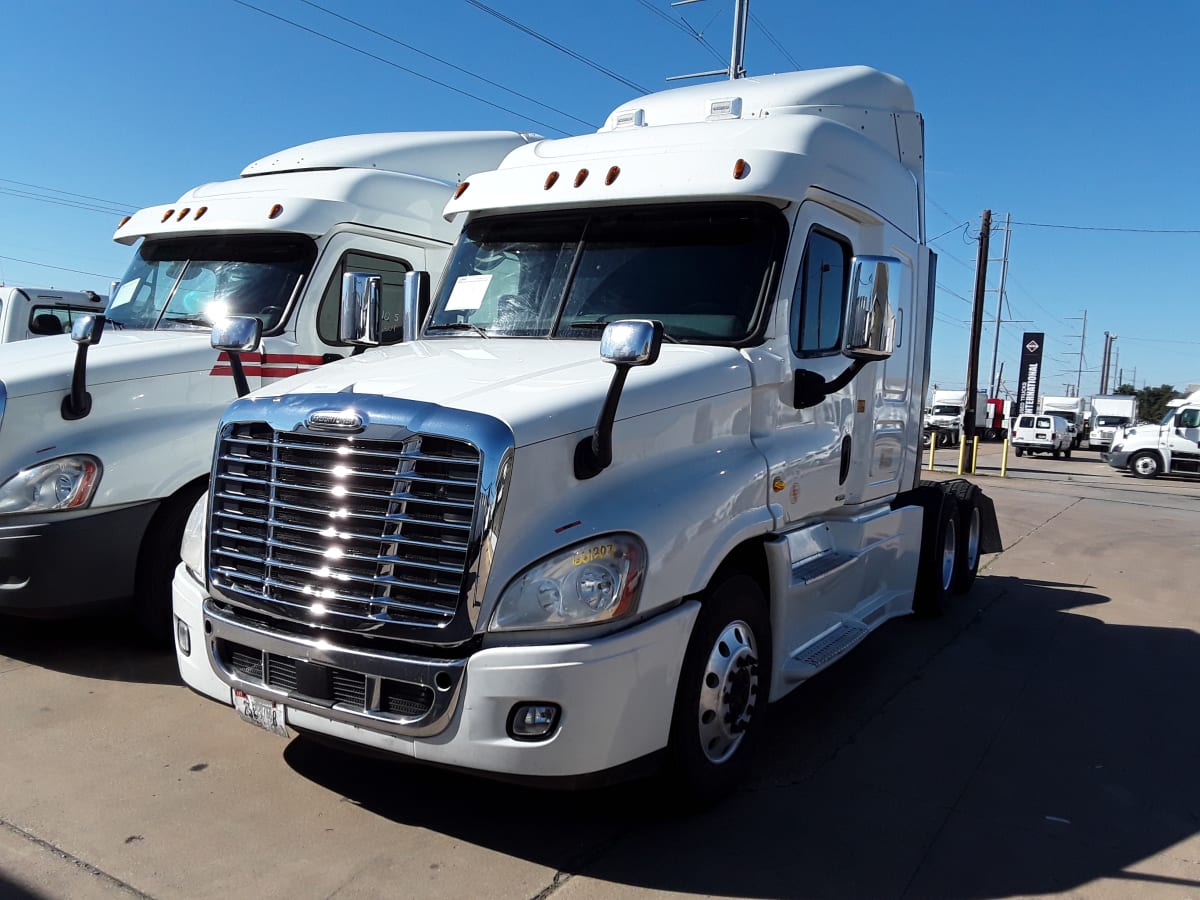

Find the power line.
[
  {"left": 1012, "top": 220, "right": 1200, "bottom": 234},
  {"left": 0, "top": 188, "right": 131, "bottom": 217},
  {"left": 295, "top": 0, "right": 595, "bottom": 130},
  {"left": 0, "top": 178, "right": 138, "bottom": 211},
  {"left": 749, "top": 11, "right": 800, "bottom": 68},
  {"left": 0, "top": 254, "right": 121, "bottom": 280},
  {"left": 936, "top": 281, "right": 972, "bottom": 304},
  {"left": 463, "top": 0, "right": 649, "bottom": 93},
  {"left": 930, "top": 221, "right": 969, "bottom": 243},
  {"left": 230, "top": 0, "right": 571, "bottom": 136},
  {"left": 635, "top": 1, "right": 728, "bottom": 66}
]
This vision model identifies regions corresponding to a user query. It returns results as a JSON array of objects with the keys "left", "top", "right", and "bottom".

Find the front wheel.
[
  {"left": 1130, "top": 451, "right": 1161, "bottom": 479},
  {"left": 665, "top": 573, "right": 771, "bottom": 804}
]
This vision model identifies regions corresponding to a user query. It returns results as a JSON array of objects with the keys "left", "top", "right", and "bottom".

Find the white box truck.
[
  {"left": 173, "top": 67, "right": 1002, "bottom": 796},
  {"left": 923, "top": 388, "right": 986, "bottom": 446},
  {"left": 0, "top": 286, "right": 108, "bottom": 341},
  {"left": 1087, "top": 394, "right": 1137, "bottom": 450},
  {"left": 1039, "top": 395, "right": 1086, "bottom": 448},
  {"left": 0, "top": 131, "right": 537, "bottom": 635},
  {"left": 1105, "top": 389, "right": 1200, "bottom": 478}
]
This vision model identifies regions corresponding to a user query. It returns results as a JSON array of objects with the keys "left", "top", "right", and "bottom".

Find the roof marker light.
[
  {"left": 194, "top": 207, "right": 208, "bottom": 220},
  {"left": 118, "top": 215, "right": 131, "bottom": 229},
  {"left": 707, "top": 97, "right": 743, "bottom": 121},
  {"left": 544, "top": 171, "right": 559, "bottom": 190},
  {"left": 605, "top": 166, "right": 620, "bottom": 186},
  {"left": 574, "top": 168, "right": 589, "bottom": 188},
  {"left": 453, "top": 181, "right": 470, "bottom": 200},
  {"left": 161, "top": 209, "right": 175, "bottom": 223},
  {"left": 268, "top": 204, "right": 284, "bottom": 219},
  {"left": 733, "top": 158, "right": 750, "bottom": 180},
  {"left": 177, "top": 207, "right": 191, "bottom": 221},
  {"left": 613, "top": 109, "right": 644, "bottom": 129}
]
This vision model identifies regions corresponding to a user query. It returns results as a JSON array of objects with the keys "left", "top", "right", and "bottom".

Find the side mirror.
[
  {"left": 402, "top": 270, "right": 430, "bottom": 343},
  {"left": 211, "top": 316, "right": 263, "bottom": 398},
  {"left": 339, "top": 272, "right": 382, "bottom": 350},
  {"left": 843, "top": 256, "right": 898, "bottom": 361},
  {"left": 62, "top": 315, "right": 106, "bottom": 420},
  {"left": 576, "top": 320, "right": 664, "bottom": 480}
]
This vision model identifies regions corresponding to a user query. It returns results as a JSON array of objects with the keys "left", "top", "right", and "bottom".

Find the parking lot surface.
[{"left": 1, "top": 447, "right": 1198, "bottom": 899}]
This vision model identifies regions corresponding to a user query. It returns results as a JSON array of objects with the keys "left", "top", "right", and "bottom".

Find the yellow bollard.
[
  {"left": 956, "top": 435, "right": 966, "bottom": 474},
  {"left": 1000, "top": 438, "right": 1009, "bottom": 477},
  {"left": 927, "top": 436, "right": 936, "bottom": 471},
  {"left": 971, "top": 436, "right": 980, "bottom": 474}
]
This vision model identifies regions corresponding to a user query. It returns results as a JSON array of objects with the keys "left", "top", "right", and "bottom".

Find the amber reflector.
[
  {"left": 453, "top": 181, "right": 470, "bottom": 199},
  {"left": 544, "top": 171, "right": 559, "bottom": 190},
  {"left": 268, "top": 204, "right": 284, "bottom": 219},
  {"left": 574, "top": 168, "right": 589, "bottom": 187},
  {"left": 118, "top": 215, "right": 131, "bottom": 228},
  {"left": 605, "top": 166, "right": 620, "bottom": 185},
  {"left": 161, "top": 209, "right": 175, "bottom": 223},
  {"left": 195, "top": 207, "right": 208, "bottom": 220},
  {"left": 177, "top": 208, "right": 191, "bottom": 221},
  {"left": 733, "top": 159, "right": 749, "bottom": 179}
]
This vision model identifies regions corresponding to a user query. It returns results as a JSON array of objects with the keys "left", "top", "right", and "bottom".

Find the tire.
[
  {"left": 1052, "top": 448, "right": 1061, "bottom": 459},
  {"left": 1063, "top": 447, "right": 1072, "bottom": 460},
  {"left": 984, "top": 428, "right": 997, "bottom": 441},
  {"left": 947, "top": 487, "right": 981, "bottom": 594},
  {"left": 1014, "top": 447, "right": 1023, "bottom": 457},
  {"left": 1130, "top": 451, "right": 1161, "bottom": 479},
  {"left": 913, "top": 494, "right": 958, "bottom": 617},
  {"left": 664, "top": 573, "right": 771, "bottom": 804},
  {"left": 133, "top": 481, "right": 207, "bottom": 644}
]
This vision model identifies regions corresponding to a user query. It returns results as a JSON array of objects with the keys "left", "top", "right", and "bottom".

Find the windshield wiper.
[
  {"left": 426, "top": 322, "right": 490, "bottom": 339},
  {"left": 105, "top": 317, "right": 124, "bottom": 330},
  {"left": 159, "top": 314, "right": 211, "bottom": 327},
  {"left": 563, "top": 319, "right": 680, "bottom": 343}
]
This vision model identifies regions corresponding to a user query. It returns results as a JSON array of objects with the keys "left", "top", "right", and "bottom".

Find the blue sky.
[{"left": 2, "top": 0, "right": 1197, "bottom": 396}]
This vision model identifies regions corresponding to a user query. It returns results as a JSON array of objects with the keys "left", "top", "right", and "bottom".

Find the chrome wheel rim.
[
  {"left": 941, "top": 516, "right": 957, "bottom": 592},
  {"left": 1134, "top": 455, "right": 1157, "bottom": 476},
  {"left": 697, "top": 620, "right": 759, "bottom": 764}
]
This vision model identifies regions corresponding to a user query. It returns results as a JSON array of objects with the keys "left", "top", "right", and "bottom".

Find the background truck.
[
  {"left": 1039, "top": 395, "right": 1086, "bottom": 448},
  {"left": 923, "top": 388, "right": 987, "bottom": 446},
  {"left": 0, "top": 131, "right": 536, "bottom": 635},
  {"left": 1088, "top": 393, "right": 1137, "bottom": 450},
  {"left": 1105, "top": 389, "right": 1200, "bottom": 478},
  {"left": 173, "top": 66, "right": 1002, "bottom": 797},
  {"left": 0, "top": 285, "right": 107, "bottom": 341}
]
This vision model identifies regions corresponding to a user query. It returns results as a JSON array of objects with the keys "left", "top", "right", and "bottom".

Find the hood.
[
  {"left": 251, "top": 338, "right": 751, "bottom": 447},
  {"left": 0, "top": 330, "right": 216, "bottom": 399}
]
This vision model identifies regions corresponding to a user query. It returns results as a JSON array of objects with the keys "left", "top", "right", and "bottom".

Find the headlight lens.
[
  {"left": 490, "top": 534, "right": 646, "bottom": 631},
  {"left": 180, "top": 491, "right": 208, "bottom": 581},
  {"left": 0, "top": 456, "right": 101, "bottom": 514}
]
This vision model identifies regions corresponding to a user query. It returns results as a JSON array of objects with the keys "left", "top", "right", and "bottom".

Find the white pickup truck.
[
  {"left": 0, "top": 131, "right": 536, "bottom": 635},
  {"left": 0, "top": 286, "right": 108, "bottom": 341},
  {"left": 174, "top": 66, "right": 1002, "bottom": 797}
]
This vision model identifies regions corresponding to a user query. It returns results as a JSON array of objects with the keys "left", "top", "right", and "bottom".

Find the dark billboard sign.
[{"left": 1016, "top": 332, "right": 1045, "bottom": 415}]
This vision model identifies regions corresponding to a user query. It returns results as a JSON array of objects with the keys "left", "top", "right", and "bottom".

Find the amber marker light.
[
  {"left": 544, "top": 171, "right": 559, "bottom": 190},
  {"left": 194, "top": 206, "right": 208, "bottom": 220},
  {"left": 453, "top": 181, "right": 470, "bottom": 199},
  {"left": 117, "top": 215, "right": 131, "bottom": 229},
  {"left": 733, "top": 158, "right": 749, "bottom": 179},
  {"left": 161, "top": 209, "right": 176, "bottom": 222},
  {"left": 574, "top": 168, "right": 589, "bottom": 187},
  {"left": 268, "top": 204, "right": 284, "bottom": 219},
  {"left": 177, "top": 207, "right": 191, "bottom": 221},
  {"left": 605, "top": 166, "right": 620, "bottom": 185}
]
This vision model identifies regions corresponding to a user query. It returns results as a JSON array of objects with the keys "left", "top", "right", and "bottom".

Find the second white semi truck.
[
  {"left": 174, "top": 67, "right": 1002, "bottom": 796},
  {"left": 0, "top": 131, "right": 537, "bottom": 635}
]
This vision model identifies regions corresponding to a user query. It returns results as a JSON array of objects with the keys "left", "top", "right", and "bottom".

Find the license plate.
[
  {"left": 1036, "top": 433, "right": 1047, "bottom": 439},
  {"left": 233, "top": 689, "right": 290, "bottom": 738}
]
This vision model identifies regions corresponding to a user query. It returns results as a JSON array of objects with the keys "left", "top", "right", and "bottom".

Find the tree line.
[{"left": 1113, "top": 383, "right": 1185, "bottom": 423}]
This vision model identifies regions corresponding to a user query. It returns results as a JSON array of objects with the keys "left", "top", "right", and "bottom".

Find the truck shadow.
[
  {"left": 283, "top": 574, "right": 1200, "bottom": 899},
  {"left": 0, "top": 615, "right": 180, "bottom": 686}
]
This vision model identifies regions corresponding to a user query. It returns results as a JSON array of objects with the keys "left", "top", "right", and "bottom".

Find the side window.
[
  {"left": 29, "top": 306, "right": 93, "bottom": 336},
  {"left": 317, "top": 252, "right": 412, "bottom": 345},
  {"left": 791, "top": 229, "right": 851, "bottom": 356},
  {"left": 1036, "top": 417, "right": 1052, "bottom": 429},
  {"left": 1178, "top": 408, "right": 1200, "bottom": 429}
]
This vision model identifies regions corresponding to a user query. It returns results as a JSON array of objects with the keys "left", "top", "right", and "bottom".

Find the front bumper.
[
  {"left": 173, "top": 565, "right": 700, "bottom": 779},
  {"left": 0, "top": 500, "right": 159, "bottom": 615},
  {"left": 1103, "top": 449, "right": 1131, "bottom": 469}
]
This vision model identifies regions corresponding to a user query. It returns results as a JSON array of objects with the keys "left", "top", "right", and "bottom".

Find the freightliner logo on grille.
[{"left": 306, "top": 410, "right": 365, "bottom": 431}]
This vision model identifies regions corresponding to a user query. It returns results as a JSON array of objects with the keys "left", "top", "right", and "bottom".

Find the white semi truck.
[
  {"left": 173, "top": 67, "right": 1002, "bottom": 795},
  {"left": 0, "top": 131, "right": 537, "bottom": 634},
  {"left": 1087, "top": 393, "right": 1137, "bottom": 450},
  {"left": 0, "top": 286, "right": 108, "bottom": 341},
  {"left": 1105, "top": 389, "right": 1200, "bottom": 478},
  {"left": 923, "top": 388, "right": 986, "bottom": 446}
]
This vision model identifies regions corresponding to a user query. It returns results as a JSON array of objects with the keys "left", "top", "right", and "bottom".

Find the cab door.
[{"left": 1165, "top": 407, "right": 1200, "bottom": 473}]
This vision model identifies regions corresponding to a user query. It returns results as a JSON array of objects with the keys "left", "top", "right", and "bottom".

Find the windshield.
[
  {"left": 1095, "top": 415, "right": 1129, "bottom": 427},
  {"left": 106, "top": 235, "right": 316, "bottom": 332},
  {"left": 427, "top": 203, "right": 785, "bottom": 344},
  {"left": 931, "top": 405, "right": 961, "bottom": 416}
]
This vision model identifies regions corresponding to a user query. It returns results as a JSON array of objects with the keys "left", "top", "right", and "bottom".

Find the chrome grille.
[{"left": 209, "top": 423, "right": 481, "bottom": 634}]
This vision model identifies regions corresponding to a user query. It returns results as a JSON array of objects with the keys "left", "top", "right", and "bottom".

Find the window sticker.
[{"left": 445, "top": 274, "right": 492, "bottom": 311}]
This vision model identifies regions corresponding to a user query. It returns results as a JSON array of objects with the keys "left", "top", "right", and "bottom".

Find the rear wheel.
[
  {"left": 914, "top": 494, "right": 958, "bottom": 617},
  {"left": 1052, "top": 448, "right": 1061, "bottom": 459},
  {"left": 1131, "top": 451, "right": 1161, "bottom": 479},
  {"left": 1063, "top": 447, "right": 1072, "bottom": 460},
  {"left": 665, "top": 573, "right": 771, "bottom": 804},
  {"left": 1014, "top": 447, "right": 1024, "bottom": 457}
]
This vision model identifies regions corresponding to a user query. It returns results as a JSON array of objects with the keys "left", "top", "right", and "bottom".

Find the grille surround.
[{"left": 206, "top": 394, "right": 515, "bottom": 647}]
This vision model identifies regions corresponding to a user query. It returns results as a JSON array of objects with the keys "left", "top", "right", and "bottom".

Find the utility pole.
[
  {"left": 963, "top": 209, "right": 991, "bottom": 469},
  {"left": 1099, "top": 332, "right": 1116, "bottom": 394},
  {"left": 1066, "top": 311, "right": 1088, "bottom": 397},
  {"left": 987, "top": 213, "right": 1012, "bottom": 398},
  {"left": 666, "top": 0, "right": 749, "bottom": 81}
]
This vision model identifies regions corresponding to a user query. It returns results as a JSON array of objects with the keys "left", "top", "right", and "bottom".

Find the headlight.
[
  {"left": 180, "top": 491, "right": 208, "bottom": 581},
  {"left": 0, "top": 456, "right": 101, "bottom": 514},
  {"left": 1110, "top": 442, "right": 1123, "bottom": 453},
  {"left": 490, "top": 534, "right": 646, "bottom": 631}
]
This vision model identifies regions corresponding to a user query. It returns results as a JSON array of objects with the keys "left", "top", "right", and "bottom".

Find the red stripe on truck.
[{"left": 209, "top": 352, "right": 325, "bottom": 377}]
